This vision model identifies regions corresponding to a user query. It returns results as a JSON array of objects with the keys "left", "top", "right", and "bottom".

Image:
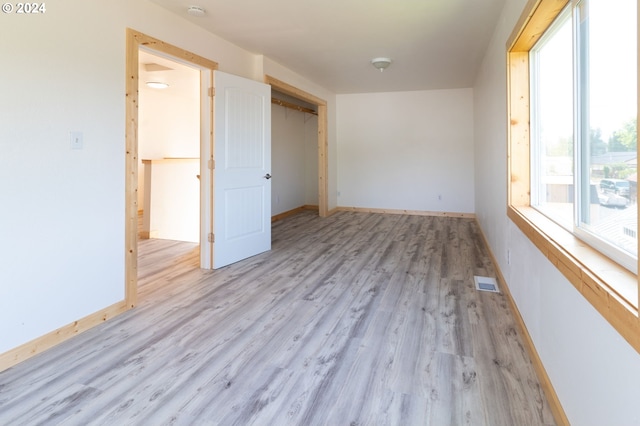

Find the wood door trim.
[
  {"left": 126, "top": 29, "right": 219, "bottom": 307},
  {"left": 264, "top": 75, "right": 329, "bottom": 217}
]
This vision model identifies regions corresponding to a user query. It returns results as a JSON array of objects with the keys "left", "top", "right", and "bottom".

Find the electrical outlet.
[
  {"left": 437, "top": 194, "right": 442, "bottom": 201},
  {"left": 507, "top": 249, "right": 511, "bottom": 265}
]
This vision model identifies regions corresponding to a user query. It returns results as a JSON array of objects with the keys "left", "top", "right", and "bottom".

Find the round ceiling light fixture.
[
  {"left": 146, "top": 81, "right": 169, "bottom": 89},
  {"left": 187, "top": 5, "right": 206, "bottom": 17},
  {"left": 371, "top": 57, "right": 392, "bottom": 72}
]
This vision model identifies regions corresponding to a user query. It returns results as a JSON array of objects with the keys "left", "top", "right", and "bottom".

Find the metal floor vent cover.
[{"left": 474, "top": 276, "right": 499, "bottom": 293}]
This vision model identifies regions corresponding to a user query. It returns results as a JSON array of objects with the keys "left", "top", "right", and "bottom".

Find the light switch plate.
[{"left": 70, "top": 131, "right": 83, "bottom": 150}]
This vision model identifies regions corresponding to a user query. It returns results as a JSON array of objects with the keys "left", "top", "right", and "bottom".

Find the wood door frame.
[
  {"left": 264, "top": 75, "right": 329, "bottom": 217},
  {"left": 125, "top": 29, "right": 218, "bottom": 308}
]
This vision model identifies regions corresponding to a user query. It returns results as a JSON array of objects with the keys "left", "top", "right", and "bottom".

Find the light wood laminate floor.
[{"left": 0, "top": 211, "right": 555, "bottom": 425}]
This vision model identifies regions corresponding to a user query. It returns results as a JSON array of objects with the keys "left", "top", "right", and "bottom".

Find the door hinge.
[
  {"left": 208, "top": 159, "right": 215, "bottom": 170},
  {"left": 208, "top": 233, "right": 215, "bottom": 243},
  {"left": 208, "top": 87, "right": 215, "bottom": 97}
]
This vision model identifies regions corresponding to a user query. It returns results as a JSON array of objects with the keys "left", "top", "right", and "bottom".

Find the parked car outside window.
[{"left": 600, "top": 178, "right": 630, "bottom": 197}]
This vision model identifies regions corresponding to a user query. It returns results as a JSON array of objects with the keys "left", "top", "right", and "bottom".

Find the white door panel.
[{"left": 214, "top": 71, "right": 271, "bottom": 268}]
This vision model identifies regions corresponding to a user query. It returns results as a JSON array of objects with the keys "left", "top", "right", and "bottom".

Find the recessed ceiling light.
[
  {"left": 146, "top": 81, "right": 169, "bottom": 89},
  {"left": 187, "top": 6, "right": 206, "bottom": 17}
]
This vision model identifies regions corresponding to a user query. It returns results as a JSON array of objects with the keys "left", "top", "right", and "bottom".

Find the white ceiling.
[{"left": 148, "top": 0, "right": 506, "bottom": 94}]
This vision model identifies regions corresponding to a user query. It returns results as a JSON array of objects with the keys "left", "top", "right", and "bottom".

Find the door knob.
[{"left": 264, "top": 173, "right": 272, "bottom": 180}]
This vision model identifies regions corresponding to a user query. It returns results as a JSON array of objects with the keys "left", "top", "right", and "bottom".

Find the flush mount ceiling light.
[
  {"left": 371, "top": 57, "right": 392, "bottom": 72},
  {"left": 146, "top": 81, "right": 169, "bottom": 89},
  {"left": 187, "top": 5, "right": 206, "bottom": 17}
]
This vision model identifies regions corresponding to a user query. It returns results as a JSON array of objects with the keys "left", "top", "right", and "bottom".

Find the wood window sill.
[{"left": 508, "top": 205, "right": 640, "bottom": 352}]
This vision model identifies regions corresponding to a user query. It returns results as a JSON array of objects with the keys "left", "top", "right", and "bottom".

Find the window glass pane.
[
  {"left": 577, "top": 0, "right": 637, "bottom": 262},
  {"left": 530, "top": 12, "right": 574, "bottom": 230}
]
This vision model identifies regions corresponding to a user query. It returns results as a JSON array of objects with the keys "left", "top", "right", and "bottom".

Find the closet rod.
[{"left": 271, "top": 97, "right": 318, "bottom": 116}]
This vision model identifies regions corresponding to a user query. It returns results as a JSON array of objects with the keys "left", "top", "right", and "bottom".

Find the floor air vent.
[{"left": 474, "top": 276, "right": 499, "bottom": 293}]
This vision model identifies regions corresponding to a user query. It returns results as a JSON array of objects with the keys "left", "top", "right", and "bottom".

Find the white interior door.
[{"left": 213, "top": 71, "right": 271, "bottom": 268}]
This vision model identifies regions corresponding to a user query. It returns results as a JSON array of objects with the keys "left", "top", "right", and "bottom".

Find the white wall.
[
  {"left": 0, "top": 0, "right": 337, "bottom": 355},
  {"left": 336, "top": 89, "right": 474, "bottom": 213},
  {"left": 473, "top": 1, "right": 640, "bottom": 424},
  {"left": 138, "top": 55, "right": 200, "bottom": 222},
  {"left": 271, "top": 104, "right": 319, "bottom": 215},
  {"left": 305, "top": 114, "right": 320, "bottom": 206},
  {"left": 272, "top": 105, "right": 305, "bottom": 214},
  {"left": 143, "top": 159, "right": 199, "bottom": 243},
  {"left": 0, "top": 1, "right": 129, "bottom": 353},
  {"left": 138, "top": 61, "right": 200, "bottom": 160}
]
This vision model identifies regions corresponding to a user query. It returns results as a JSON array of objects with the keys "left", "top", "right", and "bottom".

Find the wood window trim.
[{"left": 507, "top": 0, "right": 640, "bottom": 354}]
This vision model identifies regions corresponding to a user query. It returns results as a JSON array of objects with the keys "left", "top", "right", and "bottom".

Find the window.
[
  {"left": 508, "top": 0, "right": 640, "bottom": 354},
  {"left": 530, "top": 0, "right": 638, "bottom": 273},
  {"left": 530, "top": 8, "right": 573, "bottom": 230}
]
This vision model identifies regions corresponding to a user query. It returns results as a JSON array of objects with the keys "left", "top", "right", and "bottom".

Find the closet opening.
[{"left": 265, "top": 75, "right": 328, "bottom": 220}]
